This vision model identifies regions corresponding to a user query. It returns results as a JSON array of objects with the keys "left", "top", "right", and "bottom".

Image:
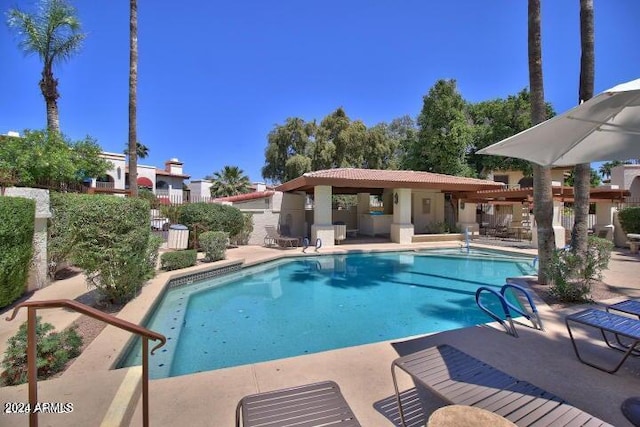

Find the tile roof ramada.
[
  {"left": 304, "top": 168, "right": 498, "bottom": 185},
  {"left": 276, "top": 168, "right": 503, "bottom": 193}
]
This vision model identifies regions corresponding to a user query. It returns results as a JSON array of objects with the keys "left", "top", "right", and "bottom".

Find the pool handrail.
[
  {"left": 475, "top": 286, "right": 518, "bottom": 336},
  {"left": 500, "top": 283, "right": 544, "bottom": 331},
  {"left": 475, "top": 284, "right": 544, "bottom": 337},
  {"left": 5, "top": 299, "right": 166, "bottom": 427}
]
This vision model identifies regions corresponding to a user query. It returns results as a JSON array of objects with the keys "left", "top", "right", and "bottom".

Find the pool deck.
[{"left": 1, "top": 241, "right": 639, "bottom": 426}]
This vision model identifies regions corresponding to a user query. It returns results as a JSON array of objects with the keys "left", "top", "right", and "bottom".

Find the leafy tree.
[
  {"left": 409, "top": 79, "right": 475, "bottom": 176},
  {"left": 128, "top": 0, "right": 139, "bottom": 196},
  {"left": 123, "top": 142, "right": 149, "bottom": 159},
  {"left": 207, "top": 166, "right": 251, "bottom": 197},
  {"left": 571, "top": 0, "right": 595, "bottom": 260},
  {"left": 564, "top": 168, "right": 601, "bottom": 187},
  {"left": 262, "top": 109, "right": 400, "bottom": 182},
  {"left": 468, "top": 89, "right": 556, "bottom": 178},
  {"left": 529, "top": 0, "right": 555, "bottom": 284},
  {"left": 364, "top": 123, "right": 399, "bottom": 170},
  {"left": 0, "top": 130, "right": 110, "bottom": 185},
  {"left": 262, "top": 117, "right": 314, "bottom": 183},
  {"left": 318, "top": 108, "right": 353, "bottom": 168},
  {"left": 7, "top": 0, "right": 85, "bottom": 133}
]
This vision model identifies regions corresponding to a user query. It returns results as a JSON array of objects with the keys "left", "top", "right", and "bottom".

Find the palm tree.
[
  {"left": 123, "top": 142, "right": 149, "bottom": 159},
  {"left": 7, "top": 0, "right": 85, "bottom": 133},
  {"left": 207, "top": 166, "right": 251, "bottom": 198},
  {"left": 128, "top": 0, "right": 139, "bottom": 197},
  {"left": 599, "top": 160, "right": 626, "bottom": 179},
  {"left": 571, "top": 0, "right": 595, "bottom": 257},
  {"left": 528, "top": 0, "right": 555, "bottom": 283}
]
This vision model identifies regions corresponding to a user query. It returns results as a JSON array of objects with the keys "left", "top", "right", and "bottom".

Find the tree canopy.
[
  {"left": 405, "top": 79, "right": 475, "bottom": 176},
  {"left": 7, "top": 0, "right": 85, "bottom": 133},
  {"left": 261, "top": 108, "right": 399, "bottom": 183},
  {"left": 262, "top": 82, "right": 560, "bottom": 183},
  {"left": 0, "top": 130, "right": 110, "bottom": 186}
]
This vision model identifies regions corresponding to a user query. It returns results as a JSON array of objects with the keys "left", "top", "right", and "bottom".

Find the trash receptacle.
[{"left": 167, "top": 224, "right": 189, "bottom": 249}]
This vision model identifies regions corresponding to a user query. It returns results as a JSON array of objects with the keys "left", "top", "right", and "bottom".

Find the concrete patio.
[{"left": 1, "top": 242, "right": 639, "bottom": 426}]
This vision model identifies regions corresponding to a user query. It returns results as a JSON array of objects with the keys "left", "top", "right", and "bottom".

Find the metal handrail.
[{"left": 6, "top": 299, "right": 166, "bottom": 427}]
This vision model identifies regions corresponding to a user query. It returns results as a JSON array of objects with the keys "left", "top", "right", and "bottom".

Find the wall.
[
  {"left": 611, "top": 165, "right": 640, "bottom": 193},
  {"left": 100, "top": 152, "right": 126, "bottom": 189},
  {"left": 188, "top": 180, "right": 213, "bottom": 199},
  {"left": 412, "top": 190, "right": 445, "bottom": 234},
  {"left": 5, "top": 187, "right": 51, "bottom": 290},
  {"left": 240, "top": 191, "right": 306, "bottom": 245}
]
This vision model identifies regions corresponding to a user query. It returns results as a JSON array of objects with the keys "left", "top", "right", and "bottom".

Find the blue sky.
[{"left": 2, "top": 1, "right": 639, "bottom": 183}]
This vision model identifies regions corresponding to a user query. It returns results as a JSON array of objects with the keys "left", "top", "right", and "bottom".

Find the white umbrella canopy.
[{"left": 477, "top": 78, "right": 640, "bottom": 166}]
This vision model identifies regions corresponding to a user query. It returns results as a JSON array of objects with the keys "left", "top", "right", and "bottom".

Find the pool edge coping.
[{"left": 64, "top": 242, "right": 541, "bottom": 377}]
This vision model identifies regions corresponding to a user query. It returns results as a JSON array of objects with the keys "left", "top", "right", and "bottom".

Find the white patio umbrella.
[{"left": 477, "top": 78, "right": 640, "bottom": 166}]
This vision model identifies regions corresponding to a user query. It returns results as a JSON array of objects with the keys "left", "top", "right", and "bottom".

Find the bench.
[{"left": 391, "top": 344, "right": 611, "bottom": 426}]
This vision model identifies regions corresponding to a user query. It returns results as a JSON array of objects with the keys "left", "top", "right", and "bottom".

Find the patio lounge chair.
[
  {"left": 565, "top": 308, "right": 640, "bottom": 373},
  {"left": 264, "top": 225, "right": 299, "bottom": 248},
  {"left": 236, "top": 380, "right": 361, "bottom": 426},
  {"left": 391, "top": 344, "right": 612, "bottom": 427},
  {"left": 607, "top": 299, "right": 640, "bottom": 319}
]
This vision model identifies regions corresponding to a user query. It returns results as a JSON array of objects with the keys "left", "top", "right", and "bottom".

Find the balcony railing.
[{"left": 95, "top": 181, "right": 115, "bottom": 189}]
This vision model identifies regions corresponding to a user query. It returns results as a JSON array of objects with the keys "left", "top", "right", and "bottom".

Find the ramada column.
[
  {"left": 594, "top": 201, "right": 616, "bottom": 240},
  {"left": 311, "top": 185, "right": 335, "bottom": 247},
  {"left": 390, "top": 188, "right": 414, "bottom": 244}
]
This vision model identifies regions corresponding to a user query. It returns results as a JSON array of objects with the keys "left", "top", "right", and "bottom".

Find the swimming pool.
[{"left": 120, "top": 250, "right": 536, "bottom": 378}]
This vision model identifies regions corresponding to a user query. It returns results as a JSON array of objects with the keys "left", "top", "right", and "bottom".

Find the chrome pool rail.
[{"left": 475, "top": 283, "right": 544, "bottom": 337}]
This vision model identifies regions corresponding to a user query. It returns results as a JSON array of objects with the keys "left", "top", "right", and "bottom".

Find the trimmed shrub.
[
  {"left": 546, "top": 236, "right": 613, "bottom": 302},
  {"left": 199, "top": 231, "right": 228, "bottom": 262},
  {"left": 0, "top": 317, "right": 82, "bottom": 386},
  {"left": 178, "top": 203, "right": 243, "bottom": 247},
  {"left": 160, "top": 250, "right": 197, "bottom": 271},
  {"left": 618, "top": 206, "right": 640, "bottom": 234},
  {"left": 48, "top": 192, "right": 81, "bottom": 278},
  {"left": 230, "top": 213, "right": 254, "bottom": 246},
  {"left": 138, "top": 188, "right": 160, "bottom": 209},
  {"left": 68, "top": 195, "right": 157, "bottom": 304},
  {"left": 0, "top": 196, "right": 35, "bottom": 308},
  {"left": 144, "top": 235, "right": 164, "bottom": 279}
]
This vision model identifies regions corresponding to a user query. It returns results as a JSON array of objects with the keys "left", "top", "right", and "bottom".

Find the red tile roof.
[
  {"left": 214, "top": 191, "right": 275, "bottom": 203},
  {"left": 276, "top": 168, "right": 503, "bottom": 193}
]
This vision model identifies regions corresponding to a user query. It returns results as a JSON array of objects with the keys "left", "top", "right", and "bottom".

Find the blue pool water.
[{"left": 120, "top": 250, "right": 535, "bottom": 378}]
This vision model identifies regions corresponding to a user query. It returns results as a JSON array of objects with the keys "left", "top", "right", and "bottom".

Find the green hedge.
[
  {"left": 0, "top": 196, "right": 35, "bottom": 308},
  {"left": 160, "top": 250, "right": 197, "bottom": 271},
  {"left": 48, "top": 192, "right": 81, "bottom": 278},
  {"left": 618, "top": 206, "right": 640, "bottom": 234},
  {"left": 66, "top": 194, "right": 157, "bottom": 304},
  {"left": 199, "top": 231, "right": 228, "bottom": 262},
  {"left": 178, "top": 203, "right": 243, "bottom": 247}
]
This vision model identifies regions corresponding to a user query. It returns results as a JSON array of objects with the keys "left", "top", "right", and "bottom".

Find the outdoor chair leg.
[
  {"left": 391, "top": 363, "right": 408, "bottom": 427},
  {"left": 566, "top": 319, "right": 640, "bottom": 374}
]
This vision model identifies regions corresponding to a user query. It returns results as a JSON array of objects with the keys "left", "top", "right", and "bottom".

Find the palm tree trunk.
[
  {"left": 40, "top": 65, "right": 60, "bottom": 133},
  {"left": 128, "top": 0, "right": 139, "bottom": 197},
  {"left": 571, "top": 0, "right": 595, "bottom": 257},
  {"left": 529, "top": 0, "right": 555, "bottom": 283}
]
